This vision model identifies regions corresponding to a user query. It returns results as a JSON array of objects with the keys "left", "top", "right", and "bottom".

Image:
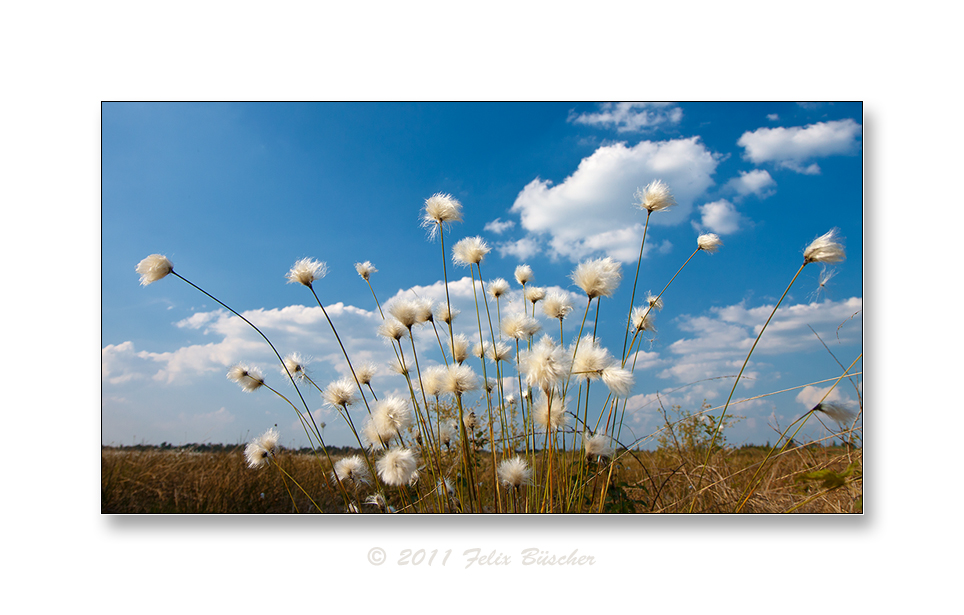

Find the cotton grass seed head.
[
  {"left": 378, "top": 318, "right": 409, "bottom": 341},
  {"left": 286, "top": 257, "right": 327, "bottom": 287},
  {"left": 453, "top": 236, "right": 491, "bottom": 266},
  {"left": 571, "top": 336, "right": 613, "bottom": 380},
  {"left": 698, "top": 233, "right": 723, "bottom": 253},
  {"left": 515, "top": 264, "right": 533, "bottom": 286},
  {"left": 322, "top": 377, "right": 357, "bottom": 409},
  {"left": 813, "top": 402, "right": 856, "bottom": 424},
  {"left": 422, "top": 193, "right": 464, "bottom": 231},
  {"left": 244, "top": 427, "right": 280, "bottom": 469},
  {"left": 524, "top": 285, "right": 546, "bottom": 305},
  {"left": 583, "top": 432, "right": 615, "bottom": 459},
  {"left": 436, "top": 304, "right": 459, "bottom": 325},
  {"left": 332, "top": 455, "right": 370, "bottom": 485},
  {"left": 282, "top": 353, "right": 309, "bottom": 381},
  {"left": 635, "top": 179, "right": 676, "bottom": 213},
  {"left": 136, "top": 254, "right": 174, "bottom": 286},
  {"left": 631, "top": 306, "right": 656, "bottom": 332},
  {"left": 373, "top": 395, "right": 414, "bottom": 439},
  {"left": 227, "top": 363, "right": 265, "bottom": 392},
  {"left": 355, "top": 362, "right": 377, "bottom": 386},
  {"left": 571, "top": 257, "right": 622, "bottom": 299},
  {"left": 354, "top": 261, "right": 377, "bottom": 281},
  {"left": 413, "top": 298, "right": 434, "bottom": 323},
  {"left": 542, "top": 291, "right": 574, "bottom": 320},
  {"left": 601, "top": 366, "right": 635, "bottom": 397},
  {"left": 450, "top": 333, "right": 470, "bottom": 364},
  {"left": 377, "top": 448, "right": 419, "bottom": 487},
  {"left": 804, "top": 228, "right": 846, "bottom": 264},
  {"left": 388, "top": 298, "right": 420, "bottom": 329},
  {"left": 488, "top": 278, "right": 510, "bottom": 299},
  {"left": 442, "top": 363, "right": 479, "bottom": 397},
  {"left": 519, "top": 334, "right": 571, "bottom": 392},
  {"left": 502, "top": 312, "right": 541, "bottom": 340},
  {"left": 488, "top": 340, "right": 513, "bottom": 363},
  {"left": 533, "top": 392, "right": 568, "bottom": 431},
  {"left": 498, "top": 456, "right": 532, "bottom": 489},
  {"left": 421, "top": 364, "right": 447, "bottom": 398}
]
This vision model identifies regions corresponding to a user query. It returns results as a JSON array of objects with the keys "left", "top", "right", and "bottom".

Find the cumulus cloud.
[
  {"left": 484, "top": 218, "right": 515, "bottom": 234},
  {"left": 698, "top": 199, "right": 743, "bottom": 234},
  {"left": 568, "top": 102, "right": 683, "bottom": 133},
  {"left": 496, "top": 236, "right": 541, "bottom": 260},
  {"left": 510, "top": 138, "right": 718, "bottom": 262},
  {"left": 725, "top": 169, "right": 776, "bottom": 199},
  {"left": 767, "top": 114, "right": 779, "bottom": 121},
  {"left": 663, "top": 297, "right": 863, "bottom": 390},
  {"left": 737, "top": 119, "right": 861, "bottom": 174}
]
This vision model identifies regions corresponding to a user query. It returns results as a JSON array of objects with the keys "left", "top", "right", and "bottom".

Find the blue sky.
[{"left": 102, "top": 102, "right": 862, "bottom": 449}]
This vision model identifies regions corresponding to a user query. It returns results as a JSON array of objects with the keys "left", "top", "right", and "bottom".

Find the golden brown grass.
[{"left": 102, "top": 442, "right": 861, "bottom": 514}]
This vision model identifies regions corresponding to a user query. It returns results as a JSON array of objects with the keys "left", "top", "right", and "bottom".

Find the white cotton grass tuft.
[
  {"left": 421, "top": 365, "right": 447, "bottom": 398},
  {"left": 413, "top": 298, "right": 434, "bottom": 324},
  {"left": 435, "top": 304, "right": 459, "bottom": 325},
  {"left": 519, "top": 335, "right": 571, "bottom": 392},
  {"left": 533, "top": 392, "right": 568, "bottom": 431},
  {"left": 378, "top": 318, "right": 409, "bottom": 341},
  {"left": 355, "top": 362, "right": 377, "bottom": 386},
  {"left": 601, "top": 366, "right": 635, "bottom": 397},
  {"left": 542, "top": 291, "right": 574, "bottom": 320},
  {"left": 463, "top": 410, "right": 478, "bottom": 432},
  {"left": 322, "top": 377, "right": 357, "bottom": 409},
  {"left": 286, "top": 257, "right": 328, "bottom": 287},
  {"left": 227, "top": 363, "right": 265, "bottom": 392},
  {"left": 422, "top": 193, "right": 464, "bottom": 233},
  {"left": 441, "top": 363, "right": 480, "bottom": 396},
  {"left": 452, "top": 236, "right": 491, "bottom": 266},
  {"left": 502, "top": 312, "right": 541, "bottom": 340},
  {"left": 372, "top": 395, "right": 414, "bottom": 441},
  {"left": 450, "top": 333, "right": 470, "bottom": 364},
  {"left": 583, "top": 432, "right": 615, "bottom": 459},
  {"left": 488, "top": 278, "right": 510, "bottom": 299},
  {"left": 634, "top": 179, "right": 676, "bottom": 213},
  {"left": 631, "top": 306, "right": 656, "bottom": 332},
  {"left": 438, "top": 421, "right": 458, "bottom": 448},
  {"left": 804, "top": 228, "right": 846, "bottom": 264},
  {"left": 645, "top": 292, "right": 663, "bottom": 311},
  {"left": 570, "top": 335, "right": 612, "bottom": 380},
  {"left": 136, "top": 254, "right": 174, "bottom": 286},
  {"left": 571, "top": 257, "right": 622, "bottom": 299},
  {"left": 524, "top": 285, "right": 546, "bottom": 305},
  {"left": 388, "top": 298, "right": 420, "bottom": 329},
  {"left": 332, "top": 455, "right": 371, "bottom": 485},
  {"left": 354, "top": 261, "right": 377, "bottom": 281},
  {"left": 813, "top": 402, "right": 857, "bottom": 425},
  {"left": 244, "top": 427, "right": 280, "bottom": 469},
  {"left": 515, "top": 264, "right": 534, "bottom": 286},
  {"left": 497, "top": 456, "right": 532, "bottom": 489},
  {"left": 487, "top": 340, "right": 513, "bottom": 363},
  {"left": 377, "top": 448, "right": 419, "bottom": 486},
  {"left": 282, "top": 353, "right": 310, "bottom": 381},
  {"left": 697, "top": 233, "right": 723, "bottom": 253}
]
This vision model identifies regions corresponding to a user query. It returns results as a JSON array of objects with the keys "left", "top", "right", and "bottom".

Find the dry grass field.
[{"left": 102, "top": 441, "right": 861, "bottom": 514}]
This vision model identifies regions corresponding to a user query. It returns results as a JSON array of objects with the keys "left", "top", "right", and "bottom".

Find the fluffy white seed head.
[
  {"left": 698, "top": 233, "right": 723, "bottom": 253},
  {"left": 502, "top": 312, "right": 541, "bottom": 340},
  {"left": 227, "top": 363, "right": 265, "bottom": 393},
  {"left": 631, "top": 306, "right": 656, "bottom": 332},
  {"left": 441, "top": 363, "right": 480, "bottom": 397},
  {"left": 413, "top": 298, "right": 434, "bottom": 323},
  {"left": 244, "top": 427, "right": 280, "bottom": 469},
  {"left": 322, "top": 377, "right": 357, "bottom": 409},
  {"left": 542, "top": 291, "right": 574, "bottom": 320},
  {"left": 286, "top": 257, "right": 327, "bottom": 287},
  {"left": 388, "top": 298, "right": 420, "bottom": 329},
  {"left": 515, "top": 264, "right": 534, "bottom": 286},
  {"left": 635, "top": 179, "right": 677, "bottom": 213},
  {"left": 450, "top": 333, "right": 470, "bottom": 364},
  {"left": 378, "top": 318, "right": 409, "bottom": 341},
  {"left": 498, "top": 456, "right": 532, "bottom": 489},
  {"left": 332, "top": 455, "right": 371, "bottom": 485},
  {"left": 646, "top": 292, "right": 663, "bottom": 312},
  {"left": 136, "top": 254, "right": 174, "bottom": 286},
  {"left": 421, "top": 364, "right": 447, "bottom": 398},
  {"left": 571, "top": 336, "right": 613, "bottom": 380},
  {"left": 571, "top": 257, "right": 622, "bottom": 299},
  {"left": 282, "top": 353, "right": 309, "bottom": 381},
  {"left": 463, "top": 411, "right": 478, "bottom": 431},
  {"left": 453, "top": 236, "right": 491, "bottom": 266},
  {"left": 601, "top": 366, "right": 635, "bottom": 397},
  {"left": 377, "top": 448, "right": 419, "bottom": 486},
  {"left": 583, "top": 432, "right": 615, "bottom": 459},
  {"left": 804, "top": 228, "right": 846, "bottom": 264},
  {"left": 436, "top": 304, "right": 459, "bottom": 325},
  {"left": 354, "top": 261, "right": 377, "bottom": 281},
  {"left": 488, "top": 278, "right": 510, "bottom": 299},
  {"left": 488, "top": 340, "right": 513, "bottom": 363},
  {"left": 438, "top": 421, "right": 458, "bottom": 448},
  {"left": 520, "top": 335, "right": 571, "bottom": 392},
  {"left": 372, "top": 395, "right": 414, "bottom": 439},
  {"left": 533, "top": 392, "right": 568, "bottom": 431},
  {"left": 422, "top": 193, "right": 464, "bottom": 231},
  {"left": 814, "top": 402, "right": 856, "bottom": 424},
  {"left": 355, "top": 362, "right": 377, "bottom": 386},
  {"left": 524, "top": 285, "right": 546, "bottom": 304}
]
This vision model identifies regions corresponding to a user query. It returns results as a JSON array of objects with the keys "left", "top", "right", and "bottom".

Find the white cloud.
[
  {"left": 510, "top": 138, "right": 718, "bottom": 262},
  {"left": 795, "top": 385, "right": 844, "bottom": 408},
  {"left": 568, "top": 102, "right": 683, "bottom": 133},
  {"left": 725, "top": 169, "right": 776, "bottom": 199},
  {"left": 767, "top": 114, "right": 779, "bottom": 121},
  {"left": 484, "top": 218, "right": 515, "bottom": 234},
  {"left": 496, "top": 236, "right": 541, "bottom": 260},
  {"left": 737, "top": 119, "right": 861, "bottom": 174},
  {"left": 698, "top": 199, "right": 743, "bottom": 234}
]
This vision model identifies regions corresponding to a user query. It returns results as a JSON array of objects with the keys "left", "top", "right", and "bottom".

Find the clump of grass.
[{"left": 128, "top": 183, "right": 861, "bottom": 514}]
